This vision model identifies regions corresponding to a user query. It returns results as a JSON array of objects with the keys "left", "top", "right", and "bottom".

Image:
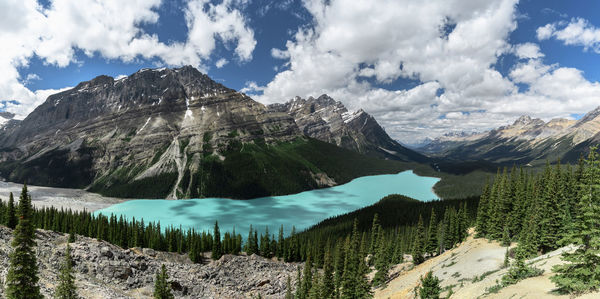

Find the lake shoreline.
[
  {"left": 0, "top": 181, "right": 126, "bottom": 212},
  {"left": 0, "top": 170, "right": 441, "bottom": 214},
  {"left": 93, "top": 170, "right": 441, "bottom": 238}
]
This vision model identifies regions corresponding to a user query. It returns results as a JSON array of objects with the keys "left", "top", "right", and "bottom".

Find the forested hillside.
[{"left": 475, "top": 147, "right": 600, "bottom": 295}]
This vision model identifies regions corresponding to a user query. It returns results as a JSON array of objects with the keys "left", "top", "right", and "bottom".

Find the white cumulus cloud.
[
  {"left": 536, "top": 17, "right": 600, "bottom": 53},
  {"left": 0, "top": 0, "right": 256, "bottom": 117},
  {"left": 245, "top": 0, "right": 600, "bottom": 142}
]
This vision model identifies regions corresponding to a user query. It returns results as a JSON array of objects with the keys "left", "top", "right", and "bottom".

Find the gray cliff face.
[
  {"left": 269, "top": 95, "right": 429, "bottom": 162},
  {"left": 0, "top": 66, "right": 300, "bottom": 198},
  {"left": 0, "top": 67, "right": 425, "bottom": 198}
]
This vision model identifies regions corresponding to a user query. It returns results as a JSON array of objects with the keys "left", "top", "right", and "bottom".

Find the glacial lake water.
[{"left": 94, "top": 170, "right": 440, "bottom": 238}]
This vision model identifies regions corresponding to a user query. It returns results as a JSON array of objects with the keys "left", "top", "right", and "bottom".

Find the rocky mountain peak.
[
  {"left": 575, "top": 106, "right": 600, "bottom": 126},
  {"left": 269, "top": 94, "right": 428, "bottom": 162},
  {"left": 512, "top": 115, "right": 544, "bottom": 126},
  {"left": 512, "top": 115, "right": 535, "bottom": 126},
  {"left": 0, "top": 112, "right": 15, "bottom": 120}
]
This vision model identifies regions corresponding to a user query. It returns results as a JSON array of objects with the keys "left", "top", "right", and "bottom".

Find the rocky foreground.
[{"left": 0, "top": 226, "right": 299, "bottom": 298}]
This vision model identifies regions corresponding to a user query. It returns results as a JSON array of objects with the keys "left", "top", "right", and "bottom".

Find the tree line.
[
  {"left": 476, "top": 147, "right": 600, "bottom": 295},
  {"left": 1, "top": 185, "right": 476, "bottom": 298}
]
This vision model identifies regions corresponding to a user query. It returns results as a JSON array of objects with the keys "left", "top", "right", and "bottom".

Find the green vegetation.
[
  {"left": 475, "top": 160, "right": 578, "bottom": 255},
  {"left": 418, "top": 271, "right": 441, "bottom": 299},
  {"left": 0, "top": 132, "right": 499, "bottom": 200},
  {"left": 183, "top": 137, "right": 412, "bottom": 199},
  {"left": 551, "top": 147, "right": 600, "bottom": 295},
  {"left": 150, "top": 145, "right": 169, "bottom": 165},
  {"left": 5, "top": 192, "right": 17, "bottom": 229},
  {"left": 153, "top": 265, "right": 174, "bottom": 299},
  {"left": 5, "top": 185, "right": 43, "bottom": 299},
  {"left": 55, "top": 245, "right": 78, "bottom": 299},
  {"left": 0, "top": 147, "right": 95, "bottom": 189},
  {"left": 475, "top": 148, "right": 600, "bottom": 296},
  {"left": 90, "top": 171, "right": 178, "bottom": 198},
  {"left": 211, "top": 221, "right": 223, "bottom": 260},
  {"left": 0, "top": 187, "right": 477, "bottom": 298},
  {"left": 502, "top": 247, "right": 543, "bottom": 286}
]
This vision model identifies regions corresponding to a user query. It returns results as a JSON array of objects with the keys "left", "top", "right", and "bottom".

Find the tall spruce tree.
[
  {"left": 475, "top": 179, "right": 490, "bottom": 237},
  {"left": 5, "top": 184, "right": 43, "bottom": 299},
  {"left": 153, "top": 264, "right": 174, "bottom": 299},
  {"left": 538, "top": 161, "right": 561, "bottom": 253},
  {"left": 340, "top": 219, "right": 372, "bottom": 299},
  {"left": 373, "top": 232, "right": 389, "bottom": 287},
  {"left": 54, "top": 245, "right": 78, "bottom": 299},
  {"left": 320, "top": 248, "right": 335, "bottom": 299},
  {"left": 211, "top": 221, "right": 222, "bottom": 260},
  {"left": 300, "top": 253, "right": 313, "bottom": 299},
  {"left": 285, "top": 275, "right": 293, "bottom": 299},
  {"left": 5, "top": 192, "right": 17, "bottom": 229},
  {"left": 411, "top": 214, "right": 425, "bottom": 265},
  {"left": 425, "top": 209, "right": 438, "bottom": 256},
  {"left": 370, "top": 213, "right": 381, "bottom": 254},
  {"left": 551, "top": 147, "right": 600, "bottom": 294}
]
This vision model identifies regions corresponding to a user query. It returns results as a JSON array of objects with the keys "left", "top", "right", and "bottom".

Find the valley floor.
[
  {"left": 375, "top": 229, "right": 600, "bottom": 299},
  {"left": 0, "top": 181, "right": 125, "bottom": 212}
]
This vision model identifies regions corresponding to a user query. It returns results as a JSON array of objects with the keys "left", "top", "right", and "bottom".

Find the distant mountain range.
[
  {"left": 0, "top": 66, "right": 424, "bottom": 199},
  {"left": 419, "top": 108, "right": 600, "bottom": 165}
]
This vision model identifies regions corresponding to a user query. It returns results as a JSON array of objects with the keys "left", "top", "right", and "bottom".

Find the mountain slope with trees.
[{"left": 0, "top": 66, "right": 427, "bottom": 199}]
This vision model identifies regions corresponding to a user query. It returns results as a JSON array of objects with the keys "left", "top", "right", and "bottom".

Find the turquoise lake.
[{"left": 94, "top": 170, "right": 440, "bottom": 237}]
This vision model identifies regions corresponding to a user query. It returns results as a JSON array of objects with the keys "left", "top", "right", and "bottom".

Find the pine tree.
[
  {"left": 370, "top": 213, "right": 381, "bottom": 254},
  {"left": 307, "top": 271, "right": 321, "bottom": 299},
  {"left": 341, "top": 219, "right": 361, "bottom": 298},
  {"left": 411, "top": 214, "right": 425, "bottom": 265},
  {"left": 68, "top": 230, "right": 76, "bottom": 243},
  {"left": 551, "top": 147, "right": 600, "bottom": 294},
  {"left": 502, "top": 246, "right": 542, "bottom": 286},
  {"left": 425, "top": 209, "right": 438, "bottom": 256},
  {"left": 475, "top": 178, "right": 490, "bottom": 237},
  {"left": 501, "top": 225, "right": 510, "bottom": 247},
  {"left": 5, "top": 192, "right": 17, "bottom": 229},
  {"left": 333, "top": 240, "right": 345, "bottom": 297},
  {"left": 278, "top": 225, "right": 284, "bottom": 259},
  {"left": 285, "top": 275, "right": 293, "bottom": 299},
  {"left": 211, "top": 221, "right": 222, "bottom": 260},
  {"left": 153, "top": 264, "right": 174, "bottom": 299},
  {"left": 55, "top": 245, "right": 78, "bottom": 299},
  {"left": 300, "top": 253, "right": 313, "bottom": 299},
  {"left": 418, "top": 271, "right": 441, "bottom": 299},
  {"left": 538, "top": 161, "right": 562, "bottom": 253},
  {"left": 503, "top": 247, "right": 510, "bottom": 268},
  {"left": 320, "top": 247, "right": 335, "bottom": 299},
  {"left": 373, "top": 232, "right": 389, "bottom": 287},
  {"left": 355, "top": 238, "right": 373, "bottom": 299},
  {"left": 5, "top": 184, "right": 43, "bottom": 299}
]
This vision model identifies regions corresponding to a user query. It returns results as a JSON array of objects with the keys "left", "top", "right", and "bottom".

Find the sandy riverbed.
[{"left": 0, "top": 181, "right": 126, "bottom": 212}]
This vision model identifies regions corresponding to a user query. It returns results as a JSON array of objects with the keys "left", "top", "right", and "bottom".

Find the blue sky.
[
  {"left": 19, "top": 0, "right": 312, "bottom": 93},
  {"left": 2, "top": 0, "right": 600, "bottom": 142}
]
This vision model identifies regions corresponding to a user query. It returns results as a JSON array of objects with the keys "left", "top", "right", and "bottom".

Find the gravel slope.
[{"left": 0, "top": 181, "right": 126, "bottom": 212}]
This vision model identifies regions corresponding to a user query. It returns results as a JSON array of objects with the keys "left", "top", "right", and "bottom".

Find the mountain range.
[
  {"left": 0, "top": 66, "right": 424, "bottom": 199},
  {"left": 420, "top": 108, "right": 600, "bottom": 165}
]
